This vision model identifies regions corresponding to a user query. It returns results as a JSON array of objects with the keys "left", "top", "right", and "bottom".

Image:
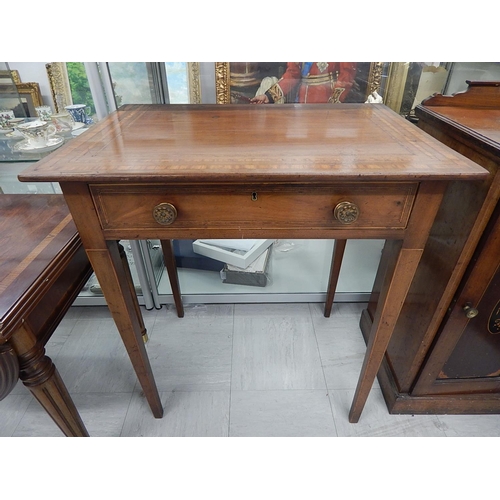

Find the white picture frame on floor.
[{"left": 193, "top": 239, "right": 274, "bottom": 268}]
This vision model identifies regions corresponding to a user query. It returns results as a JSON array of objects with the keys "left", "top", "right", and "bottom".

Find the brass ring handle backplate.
[
  {"left": 153, "top": 202, "right": 178, "bottom": 225},
  {"left": 334, "top": 201, "right": 360, "bottom": 225}
]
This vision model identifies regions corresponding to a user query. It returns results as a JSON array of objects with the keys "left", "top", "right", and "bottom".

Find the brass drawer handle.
[
  {"left": 334, "top": 201, "right": 359, "bottom": 224},
  {"left": 153, "top": 202, "right": 178, "bottom": 225}
]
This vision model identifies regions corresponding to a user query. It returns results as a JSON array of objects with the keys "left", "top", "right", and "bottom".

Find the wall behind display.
[
  {"left": 8, "top": 62, "right": 500, "bottom": 115},
  {"left": 445, "top": 62, "right": 500, "bottom": 94}
]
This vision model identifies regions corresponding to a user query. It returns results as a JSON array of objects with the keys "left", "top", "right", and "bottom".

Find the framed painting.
[
  {"left": 215, "top": 62, "right": 385, "bottom": 104},
  {"left": 0, "top": 79, "right": 42, "bottom": 117},
  {"left": 187, "top": 62, "right": 202, "bottom": 104},
  {"left": 0, "top": 69, "right": 21, "bottom": 85},
  {"left": 16, "top": 82, "right": 43, "bottom": 116},
  {"left": 46, "top": 62, "right": 73, "bottom": 113}
]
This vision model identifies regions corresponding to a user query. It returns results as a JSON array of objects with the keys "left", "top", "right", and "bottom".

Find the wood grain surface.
[{"left": 18, "top": 104, "right": 487, "bottom": 184}]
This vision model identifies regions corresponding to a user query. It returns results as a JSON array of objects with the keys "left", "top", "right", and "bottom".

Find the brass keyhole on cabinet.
[{"left": 251, "top": 192, "right": 258, "bottom": 201}]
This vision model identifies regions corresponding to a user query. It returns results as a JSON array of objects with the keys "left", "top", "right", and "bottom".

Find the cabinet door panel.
[
  {"left": 441, "top": 264, "right": 500, "bottom": 379},
  {"left": 413, "top": 202, "right": 500, "bottom": 395}
]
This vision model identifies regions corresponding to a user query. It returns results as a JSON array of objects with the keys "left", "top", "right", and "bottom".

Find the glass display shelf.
[{"left": 0, "top": 117, "right": 92, "bottom": 163}]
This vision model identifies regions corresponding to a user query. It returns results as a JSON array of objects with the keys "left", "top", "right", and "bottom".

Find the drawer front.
[{"left": 90, "top": 183, "right": 417, "bottom": 232}]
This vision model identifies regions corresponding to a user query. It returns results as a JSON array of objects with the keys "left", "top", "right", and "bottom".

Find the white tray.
[{"left": 193, "top": 239, "right": 274, "bottom": 268}]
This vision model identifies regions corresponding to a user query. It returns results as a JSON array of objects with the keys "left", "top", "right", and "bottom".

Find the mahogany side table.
[{"left": 18, "top": 104, "right": 488, "bottom": 423}]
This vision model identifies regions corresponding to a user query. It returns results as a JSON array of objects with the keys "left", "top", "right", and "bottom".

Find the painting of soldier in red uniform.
[{"left": 226, "top": 62, "right": 382, "bottom": 105}]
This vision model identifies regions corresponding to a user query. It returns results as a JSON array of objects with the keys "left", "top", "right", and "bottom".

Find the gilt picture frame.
[
  {"left": 0, "top": 70, "right": 21, "bottom": 85},
  {"left": 215, "top": 62, "right": 385, "bottom": 104},
  {"left": 15, "top": 82, "right": 43, "bottom": 116},
  {"left": 187, "top": 62, "right": 202, "bottom": 104},
  {"left": 46, "top": 62, "right": 73, "bottom": 113}
]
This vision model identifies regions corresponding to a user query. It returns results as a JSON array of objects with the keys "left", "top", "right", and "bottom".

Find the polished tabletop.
[
  {"left": 18, "top": 104, "right": 486, "bottom": 184},
  {"left": 0, "top": 195, "right": 77, "bottom": 341},
  {"left": 417, "top": 106, "right": 500, "bottom": 148}
]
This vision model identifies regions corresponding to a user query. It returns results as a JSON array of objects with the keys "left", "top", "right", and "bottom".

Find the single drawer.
[{"left": 90, "top": 183, "right": 417, "bottom": 234}]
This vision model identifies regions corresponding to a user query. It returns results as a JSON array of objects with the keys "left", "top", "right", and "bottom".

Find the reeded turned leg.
[
  {"left": 10, "top": 322, "right": 89, "bottom": 437},
  {"left": 0, "top": 341, "right": 20, "bottom": 401}
]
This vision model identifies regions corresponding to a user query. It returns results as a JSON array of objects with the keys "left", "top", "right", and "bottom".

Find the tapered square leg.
[{"left": 324, "top": 239, "right": 347, "bottom": 317}]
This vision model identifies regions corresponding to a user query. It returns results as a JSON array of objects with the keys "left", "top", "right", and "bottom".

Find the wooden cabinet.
[
  {"left": 361, "top": 81, "right": 500, "bottom": 414},
  {"left": 413, "top": 200, "right": 500, "bottom": 403}
]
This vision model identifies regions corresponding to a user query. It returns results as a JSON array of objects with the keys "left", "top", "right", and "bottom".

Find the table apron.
[{"left": 89, "top": 182, "right": 418, "bottom": 240}]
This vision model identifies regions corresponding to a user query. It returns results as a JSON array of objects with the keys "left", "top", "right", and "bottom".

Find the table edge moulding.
[{"left": 17, "top": 103, "right": 488, "bottom": 427}]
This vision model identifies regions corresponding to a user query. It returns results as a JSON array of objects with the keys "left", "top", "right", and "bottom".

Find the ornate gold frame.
[
  {"left": 215, "top": 62, "right": 231, "bottom": 104},
  {"left": 15, "top": 82, "right": 43, "bottom": 116},
  {"left": 0, "top": 70, "right": 21, "bottom": 85},
  {"left": 383, "top": 62, "right": 410, "bottom": 113},
  {"left": 10, "top": 70, "right": 21, "bottom": 84},
  {"left": 11, "top": 70, "right": 21, "bottom": 84},
  {"left": 15, "top": 82, "right": 43, "bottom": 107},
  {"left": 46, "top": 62, "right": 73, "bottom": 113},
  {"left": 187, "top": 62, "right": 201, "bottom": 104},
  {"left": 215, "top": 62, "right": 385, "bottom": 104}
]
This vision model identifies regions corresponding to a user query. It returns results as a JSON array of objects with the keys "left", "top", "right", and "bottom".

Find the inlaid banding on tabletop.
[{"left": 0, "top": 214, "right": 73, "bottom": 294}]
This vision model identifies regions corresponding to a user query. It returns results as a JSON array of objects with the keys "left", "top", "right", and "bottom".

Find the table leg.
[
  {"left": 348, "top": 181, "right": 447, "bottom": 423},
  {"left": 348, "top": 246, "right": 423, "bottom": 423},
  {"left": 118, "top": 242, "right": 149, "bottom": 342},
  {"left": 9, "top": 322, "right": 89, "bottom": 437},
  {"left": 61, "top": 182, "right": 163, "bottom": 419},
  {"left": 0, "top": 341, "right": 19, "bottom": 401},
  {"left": 87, "top": 242, "right": 164, "bottom": 418},
  {"left": 160, "top": 240, "right": 184, "bottom": 318},
  {"left": 324, "top": 239, "right": 347, "bottom": 317}
]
